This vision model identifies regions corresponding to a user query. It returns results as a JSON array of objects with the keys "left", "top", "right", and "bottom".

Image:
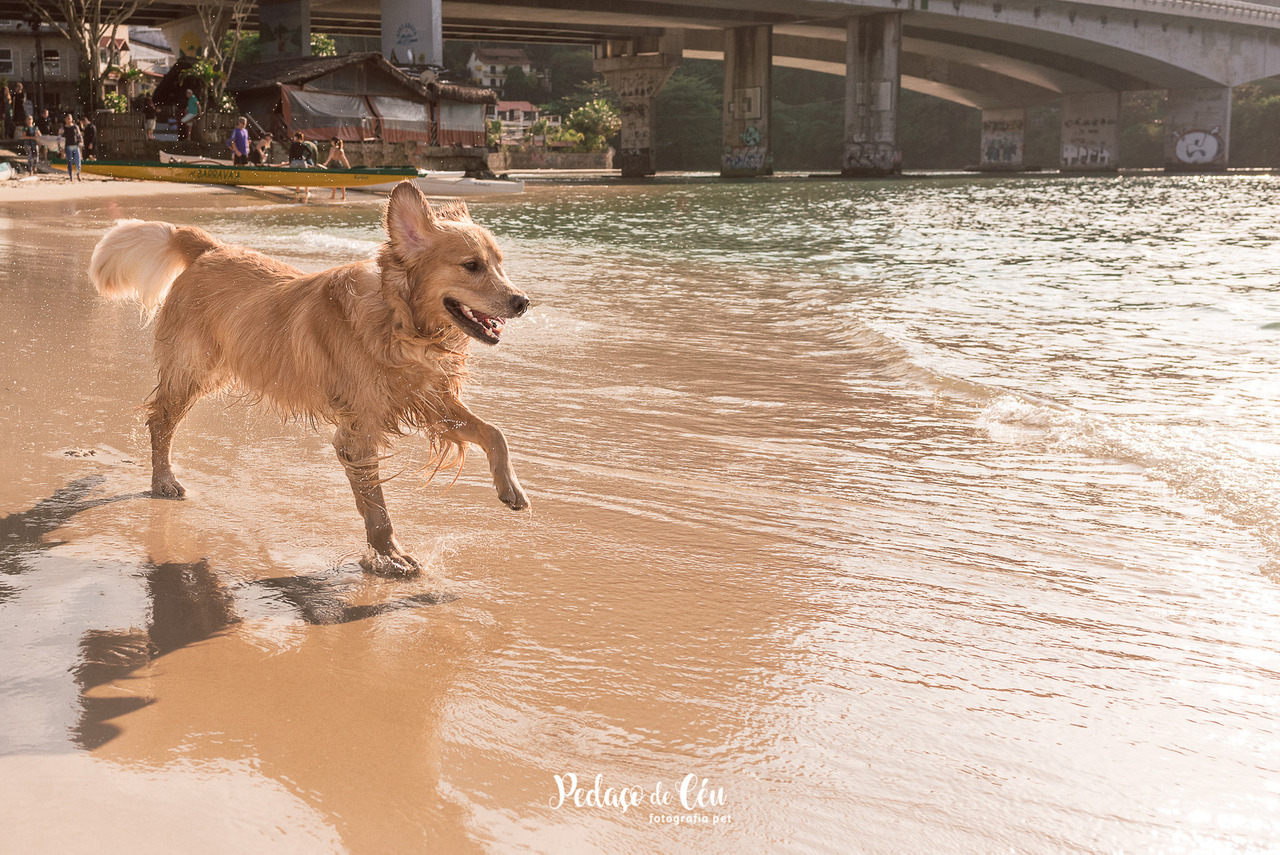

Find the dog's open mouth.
[{"left": 444, "top": 297, "right": 507, "bottom": 345}]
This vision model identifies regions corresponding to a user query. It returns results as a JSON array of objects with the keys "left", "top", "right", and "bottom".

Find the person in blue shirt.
[{"left": 225, "top": 116, "right": 250, "bottom": 165}]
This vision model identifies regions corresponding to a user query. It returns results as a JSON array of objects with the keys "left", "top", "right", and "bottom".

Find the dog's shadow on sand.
[{"left": 1, "top": 475, "right": 457, "bottom": 749}]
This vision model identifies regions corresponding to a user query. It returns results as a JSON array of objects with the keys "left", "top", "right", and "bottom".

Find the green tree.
[
  {"left": 567, "top": 99, "right": 620, "bottom": 152},
  {"left": 1231, "top": 81, "right": 1280, "bottom": 167},
  {"left": 541, "top": 47, "right": 594, "bottom": 101},
  {"left": 544, "top": 78, "right": 617, "bottom": 120},
  {"left": 192, "top": 0, "right": 253, "bottom": 114},
  {"left": 311, "top": 32, "right": 337, "bottom": 57},
  {"left": 502, "top": 66, "right": 544, "bottom": 102},
  {"left": 655, "top": 67, "right": 721, "bottom": 170}
]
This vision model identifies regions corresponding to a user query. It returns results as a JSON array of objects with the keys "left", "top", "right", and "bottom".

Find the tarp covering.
[
  {"left": 438, "top": 101, "right": 486, "bottom": 147},
  {"left": 370, "top": 95, "right": 433, "bottom": 143},
  {"left": 282, "top": 86, "right": 374, "bottom": 141}
]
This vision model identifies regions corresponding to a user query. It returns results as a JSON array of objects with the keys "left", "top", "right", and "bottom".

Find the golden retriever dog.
[{"left": 89, "top": 181, "right": 530, "bottom": 575}]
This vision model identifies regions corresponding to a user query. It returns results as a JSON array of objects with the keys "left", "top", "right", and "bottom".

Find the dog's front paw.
[
  {"left": 499, "top": 483, "right": 529, "bottom": 511},
  {"left": 151, "top": 474, "right": 186, "bottom": 499},
  {"left": 360, "top": 547, "right": 423, "bottom": 578}
]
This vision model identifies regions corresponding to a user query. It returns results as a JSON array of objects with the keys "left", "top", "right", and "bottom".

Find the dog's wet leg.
[
  {"left": 439, "top": 402, "right": 529, "bottom": 511},
  {"left": 334, "top": 425, "right": 421, "bottom": 576}
]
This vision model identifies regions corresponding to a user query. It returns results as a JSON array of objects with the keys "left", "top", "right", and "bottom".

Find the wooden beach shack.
[
  {"left": 226, "top": 52, "right": 493, "bottom": 151},
  {"left": 114, "top": 52, "right": 495, "bottom": 170}
]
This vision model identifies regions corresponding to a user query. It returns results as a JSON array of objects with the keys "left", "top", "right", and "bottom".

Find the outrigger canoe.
[
  {"left": 74, "top": 159, "right": 425, "bottom": 188},
  {"left": 155, "top": 151, "right": 523, "bottom": 196},
  {"left": 59, "top": 156, "right": 524, "bottom": 196}
]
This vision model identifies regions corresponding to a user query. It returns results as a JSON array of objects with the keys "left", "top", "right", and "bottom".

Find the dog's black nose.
[{"left": 511, "top": 295, "right": 529, "bottom": 317}]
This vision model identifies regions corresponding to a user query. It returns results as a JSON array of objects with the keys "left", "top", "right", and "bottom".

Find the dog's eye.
[{"left": 462, "top": 260, "right": 481, "bottom": 272}]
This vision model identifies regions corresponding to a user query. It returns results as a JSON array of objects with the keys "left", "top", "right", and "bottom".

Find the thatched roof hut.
[{"left": 156, "top": 52, "right": 496, "bottom": 145}]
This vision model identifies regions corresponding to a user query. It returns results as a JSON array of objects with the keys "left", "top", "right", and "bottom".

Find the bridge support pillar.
[
  {"left": 843, "top": 14, "right": 901, "bottom": 177},
  {"left": 1165, "top": 87, "right": 1231, "bottom": 172},
  {"left": 596, "top": 36, "right": 682, "bottom": 178},
  {"left": 721, "top": 25, "right": 773, "bottom": 177},
  {"left": 978, "top": 108, "right": 1025, "bottom": 171},
  {"left": 381, "top": 0, "right": 442, "bottom": 65},
  {"left": 257, "top": 0, "right": 312, "bottom": 59},
  {"left": 1059, "top": 92, "right": 1120, "bottom": 173}
]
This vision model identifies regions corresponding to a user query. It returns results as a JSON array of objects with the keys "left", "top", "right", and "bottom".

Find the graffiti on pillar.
[
  {"left": 620, "top": 97, "right": 651, "bottom": 149},
  {"left": 1059, "top": 106, "right": 1118, "bottom": 170},
  {"left": 740, "top": 125, "right": 762, "bottom": 147},
  {"left": 723, "top": 145, "right": 768, "bottom": 172},
  {"left": 980, "top": 116, "right": 1023, "bottom": 165},
  {"left": 842, "top": 143, "right": 898, "bottom": 174},
  {"left": 1061, "top": 143, "right": 1112, "bottom": 167},
  {"left": 1173, "top": 127, "right": 1223, "bottom": 165}
]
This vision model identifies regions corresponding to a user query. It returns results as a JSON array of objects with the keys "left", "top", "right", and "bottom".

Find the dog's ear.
[{"left": 385, "top": 181, "right": 441, "bottom": 253}]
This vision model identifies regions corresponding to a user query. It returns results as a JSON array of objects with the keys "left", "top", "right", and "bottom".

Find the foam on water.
[{"left": 983, "top": 393, "right": 1280, "bottom": 572}]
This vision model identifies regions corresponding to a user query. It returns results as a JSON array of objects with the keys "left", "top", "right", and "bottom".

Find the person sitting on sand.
[
  {"left": 249, "top": 132, "right": 273, "bottom": 165},
  {"left": 323, "top": 137, "right": 350, "bottom": 201}
]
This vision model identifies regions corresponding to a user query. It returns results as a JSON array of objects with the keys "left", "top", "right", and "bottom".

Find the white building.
[{"left": 467, "top": 47, "right": 533, "bottom": 92}]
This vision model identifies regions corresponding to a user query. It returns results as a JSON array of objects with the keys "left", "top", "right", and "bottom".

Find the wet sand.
[{"left": 0, "top": 181, "right": 754, "bottom": 853}]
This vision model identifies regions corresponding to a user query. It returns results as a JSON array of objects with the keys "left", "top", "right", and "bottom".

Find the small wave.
[
  {"left": 246, "top": 231, "right": 380, "bottom": 258},
  {"left": 984, "top": 394, "right": 1280, "bottom": 572}
]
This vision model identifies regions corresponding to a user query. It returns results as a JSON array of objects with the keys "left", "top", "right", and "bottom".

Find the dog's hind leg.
[
  {"left": 146, "top": 376, "right": 203, "bottom": 496},
  {"left": 439, "top": 400, "right": 529, "bottom": 511},
  {"left": 334, "top": 423, "right": 421, "bottom": 576},
  {"left": 146, "top": 368, "right": 221, "bottom": 498}
]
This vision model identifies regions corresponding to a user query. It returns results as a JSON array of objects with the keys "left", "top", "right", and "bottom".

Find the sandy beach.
[{"left": 0, "top": 171, "right": 238, "bottom": 202}]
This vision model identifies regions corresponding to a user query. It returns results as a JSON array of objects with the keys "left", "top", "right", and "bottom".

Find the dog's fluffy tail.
[{"left": 89, "top": 220, "right": 220, "bottom": 318}]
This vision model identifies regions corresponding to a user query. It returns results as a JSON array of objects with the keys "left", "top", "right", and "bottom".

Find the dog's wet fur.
[{"left": 89, "top": 181, "right": 530, "bottom": 575}]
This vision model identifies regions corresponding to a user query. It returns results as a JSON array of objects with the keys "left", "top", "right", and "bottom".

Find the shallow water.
[{"left": 3, "top": 174, "right": 1280, "bottom": 852}]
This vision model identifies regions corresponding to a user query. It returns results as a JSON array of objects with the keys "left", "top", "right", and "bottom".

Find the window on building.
[
  {"left": 43, "top": 49, "right": 60, "bottom": 76},
  {"left": 0, "top": 49, "right": 12, "bottom": 76}
]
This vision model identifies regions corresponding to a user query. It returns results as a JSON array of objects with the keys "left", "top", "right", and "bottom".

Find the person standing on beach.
[
  {"left": 60, "top": 113, "right": 83, "bottom": 182},
  {"left": 288, "top": 130, "right": 314, "bottom": 202},
  {"left": 323, "top": 137, "right": 350, "bottom": 201},
  {"left": 179, "top": 89, "right": 198, "bottom": 140},
  {"left": 1, "top": 85, "right": 12, "bottom": 139},
  {"left": 10, "top": 82, "right": 25, "bottom": 133},
  {"left": 21, "top": 114, "right": 38, "bottom": 175},
  {"left": 142, "top": 96, "right": 157, "bottom": 140},
  {"left": 226, "top": 116, "right": 250, "bottom": 165},
  {"left": 79, "top": 116, "right": 96, "bottom": 160}
]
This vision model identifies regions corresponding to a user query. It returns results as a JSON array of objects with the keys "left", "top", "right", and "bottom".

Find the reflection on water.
[
  {"left": 2, "top": 178, "right": 1280, "bottom": 851},
  {"left": 0, "top": 476, "right": 456, "bottom": 753}
]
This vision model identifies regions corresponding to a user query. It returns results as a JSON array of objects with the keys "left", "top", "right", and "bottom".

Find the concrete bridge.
[{"left": 31, "top": 0, "right": 1280, "bottom": 175}]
